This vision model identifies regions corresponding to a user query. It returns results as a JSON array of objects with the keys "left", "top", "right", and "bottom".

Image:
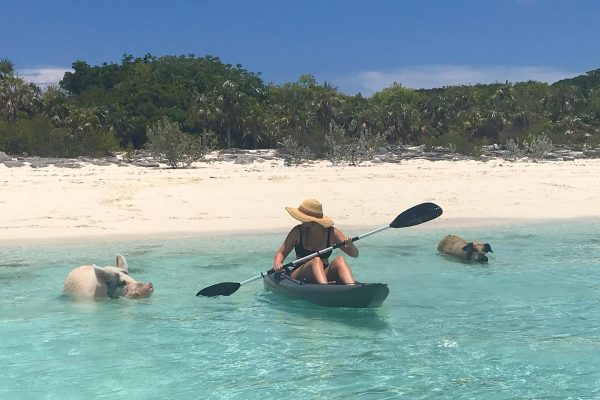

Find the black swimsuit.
[{"left": 294, "top": 225, "right": 333, "bottom": 266}]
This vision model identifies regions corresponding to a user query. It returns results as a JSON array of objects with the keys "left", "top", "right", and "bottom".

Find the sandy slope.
[{"left": 2, "top": 155, "right": 599, "bottom": 244}]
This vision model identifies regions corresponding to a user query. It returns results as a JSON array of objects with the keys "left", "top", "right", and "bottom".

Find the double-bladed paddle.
[{"left": 196, "top": 202, "right": 443, "bottom": 297}]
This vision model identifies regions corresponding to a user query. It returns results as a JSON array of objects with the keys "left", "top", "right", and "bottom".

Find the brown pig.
[{"left": 437, "top": 235, "right": 493, "bottom": 263}]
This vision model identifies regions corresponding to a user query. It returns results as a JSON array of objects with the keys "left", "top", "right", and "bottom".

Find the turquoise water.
[{"left": 1, "top": 220, "right": 599, "bottom": 399}]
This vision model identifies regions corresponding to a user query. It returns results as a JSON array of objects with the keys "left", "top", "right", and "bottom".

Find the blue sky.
[{"left": 2, "top": 0, "right": 600, "bottom": 95}]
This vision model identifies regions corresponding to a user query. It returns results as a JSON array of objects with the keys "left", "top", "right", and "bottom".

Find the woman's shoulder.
[{"left": 286, "top": 225, "right": 302, "bottom": 239}]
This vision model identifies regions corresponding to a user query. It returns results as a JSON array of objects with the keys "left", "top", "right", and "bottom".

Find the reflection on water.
[{"left": 256, "top": 291, "right": 392, "bottom": 330}]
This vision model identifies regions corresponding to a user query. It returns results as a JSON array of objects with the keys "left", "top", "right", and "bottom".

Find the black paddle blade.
[
  {"left": 390, "top": 202, "right": 443, "bottom": 228},
  {"left": 196, "top": 282, "right": 241, "bottom": 297}
]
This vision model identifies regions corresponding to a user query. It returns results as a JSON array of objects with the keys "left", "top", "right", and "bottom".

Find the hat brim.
[{"left": 285, "top": 207, "right": 334, "bottom": 228}]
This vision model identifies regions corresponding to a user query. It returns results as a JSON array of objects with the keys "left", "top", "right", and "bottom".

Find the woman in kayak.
[{"left": 273, "top": 198, "right": 359, "bottom": 284}]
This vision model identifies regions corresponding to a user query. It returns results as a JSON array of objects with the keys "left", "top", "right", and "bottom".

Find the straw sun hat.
[{"left": 285, "top": 198, "right": 334, "bottom": 228}]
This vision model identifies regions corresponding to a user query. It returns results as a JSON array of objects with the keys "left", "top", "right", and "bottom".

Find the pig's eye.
[{"left": 119, "top": 280, "right": 127, "bottom": 287}]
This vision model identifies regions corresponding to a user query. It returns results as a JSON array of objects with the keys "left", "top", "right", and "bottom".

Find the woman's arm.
[
  {"left": 274, "top": 226, "right": 300, "bottom": 270},
  {"left": 333, "top": 228, "right": 359, "bottom": 258}
]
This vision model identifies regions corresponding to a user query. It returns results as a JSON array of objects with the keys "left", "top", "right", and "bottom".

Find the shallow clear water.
[{"left": 1, "top": 220, "right": 600, "bottom": 399}]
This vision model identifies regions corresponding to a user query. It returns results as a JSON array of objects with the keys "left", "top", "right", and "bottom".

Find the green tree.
[
  {"left": 264, "top": 74, "right": 345, "bottom": 156},
  {"left": 0, "top": 59, "right": 15, "bottom": 79},
  {"left": 0, "top": 74, "right": 42, "bottom": 122},
  {"left": 368, "top": 83, "right": 422, "bottom": 144},
  {"left": 61, "top": 54, "right": 267, "bottom": 149}
]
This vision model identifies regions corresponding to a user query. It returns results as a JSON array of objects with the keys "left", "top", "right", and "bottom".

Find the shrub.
[
  {"left": 325, "top": 122, "right": 383, "bottom": 166},
  {"left": 504, "top": 138, "right": 524, "bottom": 160},
  {"left": 0, "top": 117, "right": 54, "bottom": 155},
  {"left": 523, "top": 132, "right": 553, "bottom": 160},
  {"left": 0, "top": 116, "right": 119, "bottom": 157},
  {"left": 437, "top": 130, "right": 483, "bottom": 157},
  {"left": 277, "top": 135, "right": 312, "bottom": 166},
  {"left": 146, "top": 117, "right": 213, "bottom": 168}
]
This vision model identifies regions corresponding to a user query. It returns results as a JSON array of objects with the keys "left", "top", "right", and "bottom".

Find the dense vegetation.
[{"left": 1, "top": 55, "right": 600, "bottom": 163}]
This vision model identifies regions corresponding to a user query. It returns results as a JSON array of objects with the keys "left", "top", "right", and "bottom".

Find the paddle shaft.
[{"left": 238, "top": 224, "right": 391, "bottom": 286}]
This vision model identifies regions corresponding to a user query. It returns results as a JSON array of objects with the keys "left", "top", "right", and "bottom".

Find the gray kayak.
[{"left": 262, "top": 273, "right": 389, "bottom": 308}]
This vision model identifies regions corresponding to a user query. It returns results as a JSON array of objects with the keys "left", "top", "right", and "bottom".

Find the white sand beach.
[{"left": 2, "top": 154, "right": 600, "bottom": 245}]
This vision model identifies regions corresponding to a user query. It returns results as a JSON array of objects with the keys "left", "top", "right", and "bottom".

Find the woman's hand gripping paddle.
[{"left": 196, "top": 202, "right": 443, "bottom": 297}]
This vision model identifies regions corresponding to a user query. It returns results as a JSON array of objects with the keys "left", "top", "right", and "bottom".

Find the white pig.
[{"left": 63, "top": 254, "right": 154, "bottom": 300}]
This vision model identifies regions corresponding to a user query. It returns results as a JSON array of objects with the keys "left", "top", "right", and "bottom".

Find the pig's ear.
[
  {"left": 462, "top": 243, "right": 474, "bottom": 252},
  {"left": 94, "top": 267, "right": 122, "bottom": 299},
  {"left": 115, "top": 254, "right": 128, "bottom": 272},
  {"left": 94, "top": 266, "right": 119, "bottom": 284},
  {"left": 93, "top": 266, "right": 111, "bottom": 283},
  {"left": 483, "top": 243, "right": 493, "bottom": 253}
]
